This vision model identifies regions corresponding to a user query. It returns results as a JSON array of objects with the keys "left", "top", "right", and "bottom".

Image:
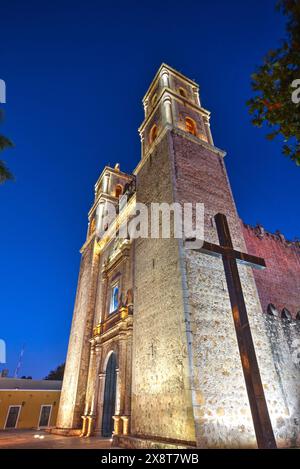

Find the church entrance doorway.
[{"left": 101, "top": 352, "right": 117, "bottom": 437}]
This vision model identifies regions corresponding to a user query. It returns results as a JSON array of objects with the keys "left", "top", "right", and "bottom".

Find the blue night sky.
[{"left": 0, "top": 0, "right": 298, "bottom": 379}]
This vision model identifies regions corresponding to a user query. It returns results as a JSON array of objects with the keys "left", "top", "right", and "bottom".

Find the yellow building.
[{"left": 0, "top": 378, "right": 61, "bottom": 430}]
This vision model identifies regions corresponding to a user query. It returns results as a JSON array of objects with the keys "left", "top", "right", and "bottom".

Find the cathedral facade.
[{"left": 55, "top": 64, "right": 300, "bottom": 448}]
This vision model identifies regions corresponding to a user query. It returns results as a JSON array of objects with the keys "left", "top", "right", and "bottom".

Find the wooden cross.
[{"left": 186, "top": 213, "right": 276, "bottom": 449}]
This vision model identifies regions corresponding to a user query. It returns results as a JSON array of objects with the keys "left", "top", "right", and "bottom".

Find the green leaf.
[
  {"left": 283, "top": 144, "right": 292, "bottom": 156},
  {"left": 0, "top": 160, "right": 14, "bottom": 184},
  {"left": 0, "top": 135, "right": 13, "bottom": 151}
]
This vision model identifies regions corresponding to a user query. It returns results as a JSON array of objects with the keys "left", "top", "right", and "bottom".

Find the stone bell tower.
[
  {"left": 119, "top": 64, "right": 290, "bottom": 449},
  {"left": 56, "top": 163, "right": 133, "bottom": 433}
]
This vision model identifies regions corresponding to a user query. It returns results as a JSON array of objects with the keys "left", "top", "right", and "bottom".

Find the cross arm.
[{"left": 186, "top": 240, "right": 266, "bottom": 270}]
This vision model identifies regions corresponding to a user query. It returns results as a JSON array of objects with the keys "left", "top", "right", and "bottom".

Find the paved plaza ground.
[{"left": 0, "top": 429, "right": 114, "bottom": 449}]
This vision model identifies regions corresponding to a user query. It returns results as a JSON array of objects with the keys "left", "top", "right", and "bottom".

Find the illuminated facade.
[{"left": 55, "top": 64, "right": 300, "bottom": 448}]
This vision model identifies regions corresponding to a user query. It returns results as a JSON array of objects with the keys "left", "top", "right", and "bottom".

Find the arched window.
[
  {"left": 281, "top": 308, "right": 292, "bottom": 320},
  {"left": 109, "top": 282, "right": 119, "bottom": 314},
  {"left": 267, "top": 303, "right": 279, "bottom": 317},
  {"left": 185, "top": 117, "right": 197, "bottom": 136},
  {"left": 115, "top": 184, "right": 123, "bottom": 198},
  {"left": 179, "top": 87, "right": 187, "bottom": 97},
  {"left": 296, "top": 311, "right": 300, "bottom": 320},
  {"left": 149, "top": 124, "right": 158, "bottom": 144}
]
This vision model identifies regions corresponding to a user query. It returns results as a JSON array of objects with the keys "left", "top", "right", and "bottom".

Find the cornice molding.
[
  {"left": 139, "top": 87, "right": 210, "bottom": 134},
  {"left": 142, "top": 63, "right": 198, "bottom": 104},
  {"left": 134, "top": 126, "right": 226, "bottom": 176}
]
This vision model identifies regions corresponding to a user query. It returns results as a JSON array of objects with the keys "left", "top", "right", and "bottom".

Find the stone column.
[
  {"left": 139, "top": 131, "right": 145, "bottom": 159},
  {"left": 112, "top": 416, "right": 122, "bottom": 435},
  {"left": 160, "top": 69, "right": 170, "bottom": 88},
  {"left": 96, "top": 371, "right": 106, "bottom": 435},
  {"left": 143, "top": 98, "right": 149, "bottom": 116},
  {"left": 121, "top": 416, "right": 130, "bottom": 435},
  {"left": 121, "top": 247, "right": 131, "bottom": 298},
  {"left": 103, "top": 172, "right": 110, "bottom": 194},
  {"left": 117, "top": 336, "right": 127, "bottom": 417},
  {"left": 81, "top": 342, "right": 96, "bottom": 425},
  {"left": 193, "top": 86, "right": 201, "bottom": 106},
  {"left": 112, "top": 334, "right": 128, "bottom": 437},
  {"left": 80, "top": 416, "right": 88, "bottom": 437},
  {"left": 124, "top": 333, "right": 132, "bottom": 417},
  {"left": 79, "top": 340, "right": 102, "bottom": 437},
  {"left": 90, "top": 345, "right": 102, "bottom": 415},
  {"left": 203, "top": 115, "right": 214, "bottom": 145},
  {"left": 96, "top": 202, "right": 105, "bottom": 236},
  {"left": 162, "top": 95, "right": 173, "bottom": 126},
  {"left": 80, "top": 343, "right": 95, "bottom": 437},
  {"left": 114, "top": 368, "right": 121, "bottom": 415},
  {"left": 101, "top": 272, "right": 109, "bottom": 323}
]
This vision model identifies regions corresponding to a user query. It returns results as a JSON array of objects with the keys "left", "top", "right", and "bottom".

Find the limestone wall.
[
  {"left": 132, "top": 131, "right": 196, "bottom": 444},
  {"left": 56, "top": 240, "right": 99, "bottom": 429},
  {"left": 261, "top": 315, "right": 300, "bottom": 446},
  {"left": 171, "top": 129, "right": 300, "bottom": 448}
]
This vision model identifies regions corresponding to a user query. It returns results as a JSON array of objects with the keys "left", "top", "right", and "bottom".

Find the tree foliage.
[
  {"left": 247, "top": 0, "right": 300, "bottom": 165},
  {"left": 0, "top": 109, "right": 14, "bottom": 183},
  {"left": 44, "top": 363, "right": 65, "bottom": 381}
]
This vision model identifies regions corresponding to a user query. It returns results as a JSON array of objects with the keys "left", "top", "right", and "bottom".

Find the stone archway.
[{"left": 101, "top": 352, "right": 117, "bottom": 437}]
